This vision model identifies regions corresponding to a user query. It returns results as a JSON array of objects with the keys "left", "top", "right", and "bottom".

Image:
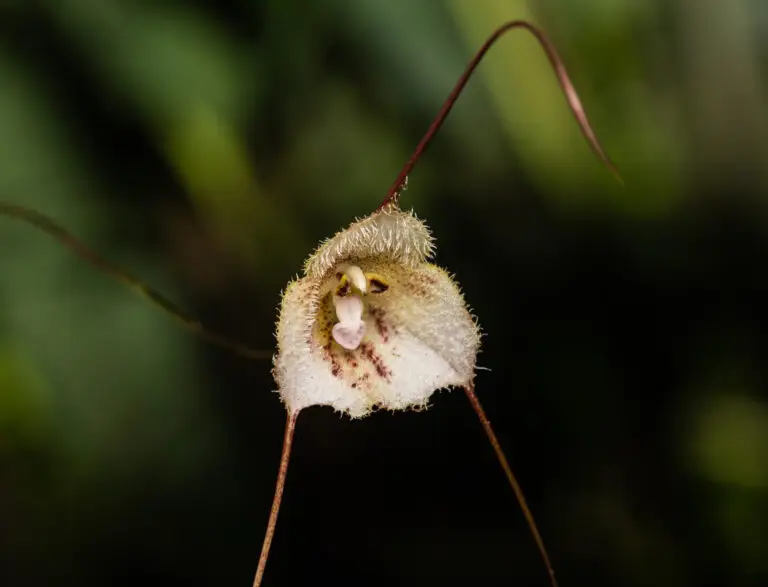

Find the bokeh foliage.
[{"left": 1, "top": 1, "right": 766, "bottom": 586}]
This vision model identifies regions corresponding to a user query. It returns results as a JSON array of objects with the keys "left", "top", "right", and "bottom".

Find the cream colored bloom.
[{"left": 273, "top": 203, "right": 480, "bottom": 418}]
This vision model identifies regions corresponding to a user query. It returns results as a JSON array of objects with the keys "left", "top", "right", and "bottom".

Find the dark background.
[{"left": 1, "top": 1, "right": 767, "bottom": 586}]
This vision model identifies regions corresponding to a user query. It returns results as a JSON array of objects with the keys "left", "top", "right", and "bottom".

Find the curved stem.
[
  {"left": 378, "top": 19, "right": 621, "bottom": 211},
  {"left": 0, "top": 202, "right": 271, "bottom": 360},
  {"left": 252, "top": 411, "right": 298, "bottom": 587},
  {"left": 464, "top": 384, "right": 558, "bottom": 587}
]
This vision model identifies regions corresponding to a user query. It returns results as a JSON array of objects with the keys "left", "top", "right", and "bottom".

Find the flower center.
[{"left": 330, "top": 265, "right": 389, "bottom": 350}]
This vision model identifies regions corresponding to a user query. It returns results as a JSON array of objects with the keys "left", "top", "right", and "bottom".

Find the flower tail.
[
  {"left": 0, "top": 202, "right": 270, "bottom": 360},
  {"left": 380, "top": 19, "right": 621, "bottom": 210},
  {"left": 464, "top": 384, "right": 559, "bottom": 587}
]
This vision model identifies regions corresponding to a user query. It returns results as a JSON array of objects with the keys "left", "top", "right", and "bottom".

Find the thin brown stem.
[
  {"left": 464, "top": 384, "right": 558, "bottom": 587},
  {"left": 378, "top": 19, "right": 621, "bottom": 211},
  {"left": 0, "top": 202, "right": 271, "bottom": 360},
  {"left": 252, "top": 411, "right": 299, "bottom": 587}
]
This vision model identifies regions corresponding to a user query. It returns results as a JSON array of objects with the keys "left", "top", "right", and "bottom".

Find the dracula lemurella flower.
[
  {"left": 259, "top": 20, "right": 619, "bottom": 587},
  {"left": 274, "top": 203, "right": 479, "bottom": 418},
  {"left": 0, "top": 20, "right": 620, "bottom": 587}
]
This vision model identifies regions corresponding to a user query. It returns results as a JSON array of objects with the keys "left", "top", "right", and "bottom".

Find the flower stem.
[
  {"left": 252, "top": 411, "right": 299, "bottom": 587},
  {"left": 463, "top": 384, "right": 559, "bottom": 587}
]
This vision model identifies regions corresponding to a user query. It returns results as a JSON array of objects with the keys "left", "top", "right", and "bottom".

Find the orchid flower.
[
  {"left": 1, "top": 20, "right": 620, "bottom": 587},
  {"left": 274, "top": 203, "right": 480, "bottom": 417}
]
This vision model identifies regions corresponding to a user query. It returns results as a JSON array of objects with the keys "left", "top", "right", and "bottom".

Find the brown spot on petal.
[
  {"left": 403, "top": 271, "right": 439, "bottom": 299},
  {"left": 342, "top": 350, "right": 360, "bottom": 369},
  {"left": 368, "top": 306, "right": 390, "bottom": 343},
  {"left": 352, "top": 372, "right": 371, "bottom": 393},
  {"left": 404, "top": 281, "right": 427, "bottom": 298},
  {"left": 322, "top": 342, "right": 343, "bottom": 379},
  {"left": 359, "top": 341, "right": 392, "bottom": 381}
]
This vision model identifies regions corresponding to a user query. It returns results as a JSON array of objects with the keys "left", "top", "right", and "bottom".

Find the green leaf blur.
[{"left": 0, "top": 1, "right": 766, "bottom": 586}]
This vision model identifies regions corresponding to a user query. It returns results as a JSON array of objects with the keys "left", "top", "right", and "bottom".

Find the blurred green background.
[{"left": 1, "top": 0, "right": 767, "bottom": 586}]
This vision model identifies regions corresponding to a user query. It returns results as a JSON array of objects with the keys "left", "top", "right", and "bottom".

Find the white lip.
[{"left": 332, "top": 321, "right": 366, "bottom": 350}]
